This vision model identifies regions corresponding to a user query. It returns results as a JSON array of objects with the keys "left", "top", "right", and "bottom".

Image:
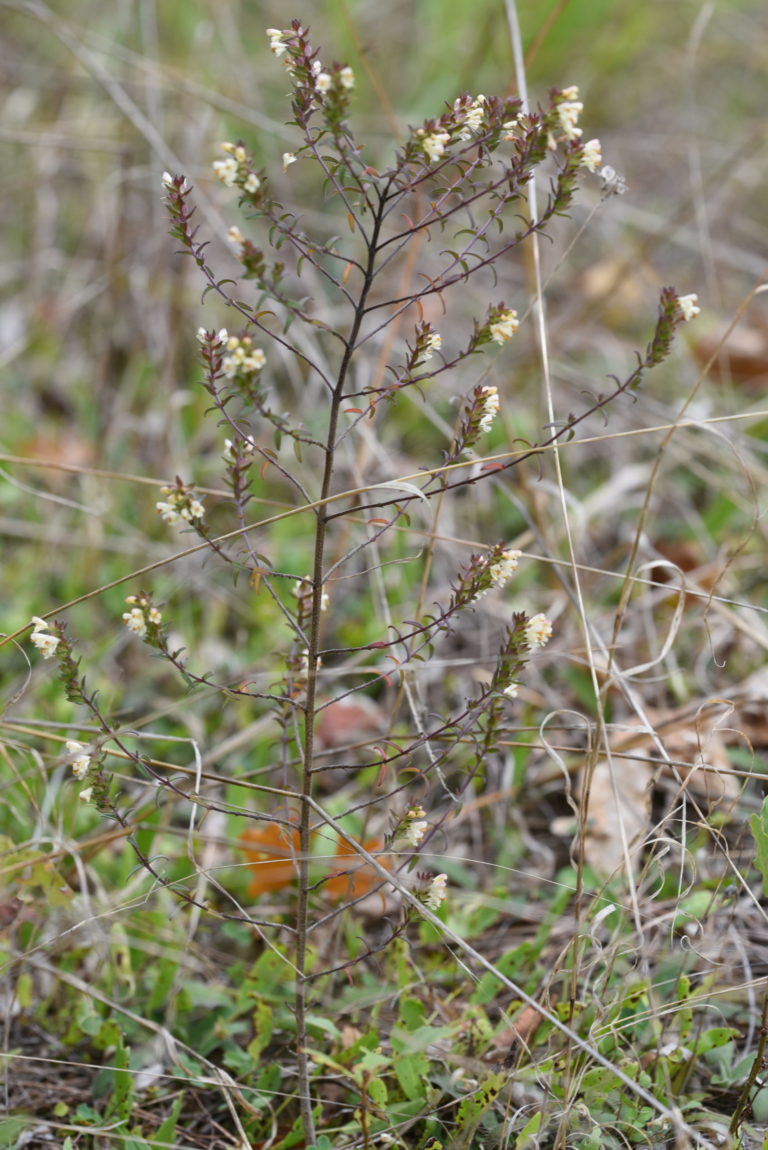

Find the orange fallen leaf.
[
  {"left": 241, "top": 821, "right": 300, "bottom": 897},
  {"left": 324, "top": 837, "right": 391, "bottom": 902},
  {"left": 240, "top": 821, "right": 393, "bottom": 905}
]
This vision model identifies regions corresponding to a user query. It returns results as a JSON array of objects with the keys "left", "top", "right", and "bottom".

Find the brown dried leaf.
[
  {"left": 581, "top": 701, "right": 744, "bottom": 877},
  {"left": 691, "top": 319, "right": 768, "bottom": 389},
  {"left": 0, "top": 897, "right": 23, "bottom": 933},
  {"left": 582, "top": 755, "right": 652, "bottom": 878},
  {"left": 315, "top": 697, "right": 387, "bottom": 751},
  {"left": 612, "top": 706, "right": 740, "bottom": 804}
]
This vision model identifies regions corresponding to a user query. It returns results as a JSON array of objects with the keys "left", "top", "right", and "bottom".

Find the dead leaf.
[
  {"left": 340, "top": 1024, "right": 362, "bottom": 1049},
  {"left": 581, "top": 755, "right": 652, "bottom": 878},
  {"left": 240, "top": 821, "right": 394, "bottom": 913},
  {"left": 691, "top": 319, "right": 768, "bottom": 390},
  {"left": 0, "top": 897, "right": 23, "bottom": 933},
  {"left": 241, "top": 820, "right": 300, "bottom": 897},
  {"left": 316, "top": 697, "right": 387, "bottom": 751},
  {"left": 611, "top": 705, "right": 740, "bottom": 805},
  {"left": 581, "top": 703, "right": 742, "bottom": 877},
  {"left": 324, "top": 836, "right": 391, "bottom": 903},
  {"left": 18, "top": 432, "right": 95, "bottom": 489}
]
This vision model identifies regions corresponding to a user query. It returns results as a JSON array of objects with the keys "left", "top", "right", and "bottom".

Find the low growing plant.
[{"left": 8, "top": 18, "right": 713, "bottom": 1148}]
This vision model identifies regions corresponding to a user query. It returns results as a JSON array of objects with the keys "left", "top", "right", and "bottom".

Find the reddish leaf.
[
  {"left": 324, "top": 837, "right": 390, "bottom": 902},
  {"left": 241, "top": 821, "right": 300, "bottom": 896}
]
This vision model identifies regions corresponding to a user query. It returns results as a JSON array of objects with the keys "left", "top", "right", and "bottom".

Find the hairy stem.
[{"left": 293, "top": 188, "right": 387, "bottom": 1143}]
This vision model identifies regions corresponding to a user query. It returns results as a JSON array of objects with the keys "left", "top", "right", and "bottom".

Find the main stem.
[{"left": 293, "top": 191, "right": 386, "bottom": 1143}]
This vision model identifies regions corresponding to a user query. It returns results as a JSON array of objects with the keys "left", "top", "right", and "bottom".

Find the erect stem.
[
  {"left": 730, "top": 989, "right": 768, "bottom": 1137},
  {"left": 293, "top": 188, "right": 387, "bottom": 1144}
]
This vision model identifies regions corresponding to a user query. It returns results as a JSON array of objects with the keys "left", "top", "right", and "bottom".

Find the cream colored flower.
[
  {"left": 423, "top": 873, "right": 448, "bottom": 910},
  {"left": 422, "top": 131, "right": 451, "bottom": 163},
  {"left": 266, "top": 28, "right": 288, "bottom": 58},
  {"left": 487, "top": 549, "right": 521, "bottom": 588},
  {"left": 677, "top": 294, "right": 701, "bottom": 322},
  {"left": 525, "top": 614, "right": 552, "bottom": 648},
  {"left": 30, "top": 618, "right": 60, "bottom": 659},
  {"left": 66, "top": 740, "right": 91, "bottom": 780},
  {"left": 400, "top": 809, "right": 428, "bottom": 849},
  {"left": 122, "top": 607, "right": 147, "bottom": 637},
  {"left": 489, "top": 309, "right": 519, "bottom": 344},
  {"left": 557, "top": 99, "right": 583, "bottom": 141},
  {"left": 581, "top": 139, "right": 602, "bottom": 173},
  {"left": 213, "top": 157, "right": 239, "bottom": 186},
  {"left": 477, "top": 386, "right": 500, "bottom": 433}
]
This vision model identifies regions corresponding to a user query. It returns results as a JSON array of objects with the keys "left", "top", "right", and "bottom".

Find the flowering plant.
[{"left": 25, "top": 21, "right": 702, "bottom": 1144}]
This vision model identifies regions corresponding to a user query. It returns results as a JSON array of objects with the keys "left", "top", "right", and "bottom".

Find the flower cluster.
[
  {"left": 644, "top": 287, "right": 702, "bottom": 368},
  {"left": 473, "top": 304, "right": 519, "bottom": 352},
  {"left": 485, "top": 611, "right": 544, "bottom": 706},
  {"left": 489, "top": 309, "right": 519, "bottom": 345},
  {"left": 676, "top": 294, "right": 701, "bottom": 322},
  {"left": 312, "top": 63, "right": 355, "bottom": 94},
  {"left": 221, "top": 334, "right": 266, "bottom": 383},
  {"left": 454, "top": 93, "right": 487, "bottom": 140},
  {"left": 409, "top": 323, "right": 442, "bottom": 372},
  {"left": 30, "top": 617, "right": 60, "bottom": 660},
  {"left": 156, "top": 483, "right": 205, "bottom": 526},
  {"left": 580, "top": 138, "right": 602, "bottom": 173},
  {"left": 420, "top": 332, "right": 442, "bottom": 362},
  {"left": 196, "top": 326, "right": 228, "bottom": 349},
  {"left": 487, "top": 549, "right": 522, "bottom": 589},
  {"left": 399, "top": 805, "right": 428, "bottom": 849},
  {"left": 65, "top": 739, "right": 96, "bottom": 802},
  {"left": 212, "top": 142, "right": 261, "bottom": 196},
  {"left": 600, "top": 165, "right": 628, "bottom": 197},
  {"left": 292, "top": 577, "right": 330, "bottom": 615},
  {"left": 266, "top": 26, "right": 291, "bottom": 60},
  {"left": 293, "top": 648, "right": 308, "bottom": 684},
  {"left": 223, "top": 434, "right": 257, "bottom": 465},
  {"left": 477, "top": 386, "right": 500, "bottom": 434},
  {"left": 452, "top": 384, "right": 502, "bottom": 457},
  {"left": 448, "top": 545, "right": 524, "bottom": 613},
  {"left": 198, "top": 327, "right": 267, "bottom": 394},
  {"left": 525, "top": 613, "right": 553, "bottom": 649},
  {"left": 420, "top": 129, "right": 451, "bottom": 164},
  {"left": 556, "top": 86, "right": 584, "bottom": 140},
  {"left": 161, "top": 171, "right": 190, "bottom": 195},
  {"left": 122, "top": 594, "right": 162, "bottom": 639},
  {"left": 66, "top": 739, "right": 91, "bottom": 780},
  {"left": 546, "top": 86, "right": 602, "bottom": 175},
  {"left": 265, "top": 24, "right": 355, "bottom": 127},
  {"left": 420, "top": 872, "right": 448, "bottom": 911},
  {"left": 408, "top": 91, "right": 524, "bottom": 172}
]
